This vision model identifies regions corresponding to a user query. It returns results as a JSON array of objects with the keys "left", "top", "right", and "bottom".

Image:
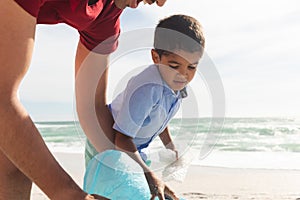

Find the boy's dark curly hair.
[{"left": 154, "top": 14, "right": 205, "bottom": 57}]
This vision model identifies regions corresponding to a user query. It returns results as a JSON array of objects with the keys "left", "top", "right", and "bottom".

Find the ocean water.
[{"left": 36, "top": 117, "right": 300, "bottom": 170}]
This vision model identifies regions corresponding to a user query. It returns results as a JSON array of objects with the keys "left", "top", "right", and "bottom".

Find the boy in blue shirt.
[{"left": 84, "top": 14, "right": 205, "bottom": 200}]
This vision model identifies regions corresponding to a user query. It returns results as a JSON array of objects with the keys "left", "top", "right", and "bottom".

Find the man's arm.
[
  {"left": 0, "top": 1, "right": 104, "bottom": 199},
  {"left": 75, "top": 40, "right": 115, "bottom": 153}
]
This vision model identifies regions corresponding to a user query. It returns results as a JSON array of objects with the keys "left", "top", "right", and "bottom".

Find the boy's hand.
[
  {"left": 165, "top": 143, "right": 178, "bottom": 160},
  {"left": 145, "top": 172, "right": 179, "bottom": 200},
  {"left": 172, "top": 149, "right": 179, "bottom": 160}
]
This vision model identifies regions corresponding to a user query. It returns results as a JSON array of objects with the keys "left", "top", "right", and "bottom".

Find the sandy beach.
[{"left": 31, "top": 152, "right": 300, "bottom": 200}]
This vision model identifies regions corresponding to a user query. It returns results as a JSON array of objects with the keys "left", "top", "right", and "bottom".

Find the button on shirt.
[{"left": 110, "top": 65, "right": 185, "bottom": 151}]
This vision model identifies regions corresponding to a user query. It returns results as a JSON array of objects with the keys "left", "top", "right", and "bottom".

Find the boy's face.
[{"left": 151, "top": 49, "right": 201, "bottom": 91}]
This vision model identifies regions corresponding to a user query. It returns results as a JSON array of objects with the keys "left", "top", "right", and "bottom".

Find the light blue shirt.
[{"left": 110, "top": 65, "right": 185, "bottom": 151}]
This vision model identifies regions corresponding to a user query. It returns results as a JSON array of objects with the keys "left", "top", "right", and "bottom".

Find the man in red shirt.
[{"left": 0, "top": 0, "right": 176, "bottom": 199}]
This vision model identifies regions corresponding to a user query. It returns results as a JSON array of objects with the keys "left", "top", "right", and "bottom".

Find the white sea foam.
[{"left": 38, "top": 118, "right": 300, "bottom": 170}]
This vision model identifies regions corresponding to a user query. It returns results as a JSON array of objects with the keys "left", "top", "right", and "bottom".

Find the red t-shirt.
[{"left": 15, "top": 0, "right": 123, "bottom": 54}]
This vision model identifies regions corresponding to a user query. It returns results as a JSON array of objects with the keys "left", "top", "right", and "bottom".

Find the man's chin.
[
  {"left": 113, "top": 0, "right": 128, "bottom": 9},
  {"left": 128, "top": 0, "right": 143, "bottom": 8}
]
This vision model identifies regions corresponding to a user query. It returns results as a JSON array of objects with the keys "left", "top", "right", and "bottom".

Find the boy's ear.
[{"left": 151, "top": 49, "right": 160, "bottom": 64}]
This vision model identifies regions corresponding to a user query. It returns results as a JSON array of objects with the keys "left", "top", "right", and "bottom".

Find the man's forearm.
[{"left": 0, "top": 101, "right": 85, "bottom": 199}]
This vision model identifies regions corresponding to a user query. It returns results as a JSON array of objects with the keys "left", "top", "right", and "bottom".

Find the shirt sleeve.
[
  {"left": 112, "top": 83, "right": 162, "bottom": 138},
  {"left": 78, "top": 10, "right": 121, "bottom": 54}
]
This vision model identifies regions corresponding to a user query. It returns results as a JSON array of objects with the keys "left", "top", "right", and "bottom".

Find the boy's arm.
[
  {"left": 115, "top": 131, "right": 178, "bottom": 200},
  {"left": 159, "top": 126, "right": 178, "bottom": 159},
  {"left": 114, "top": 131, "right": 167, "bottom": 197},
  {"left": 115, "top": 131, "right": 150, "bottom": 171}
]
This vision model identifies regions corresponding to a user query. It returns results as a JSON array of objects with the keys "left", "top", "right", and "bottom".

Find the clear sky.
[{"left": 19, "top": 0, "right": 300, "bottom": 121}]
